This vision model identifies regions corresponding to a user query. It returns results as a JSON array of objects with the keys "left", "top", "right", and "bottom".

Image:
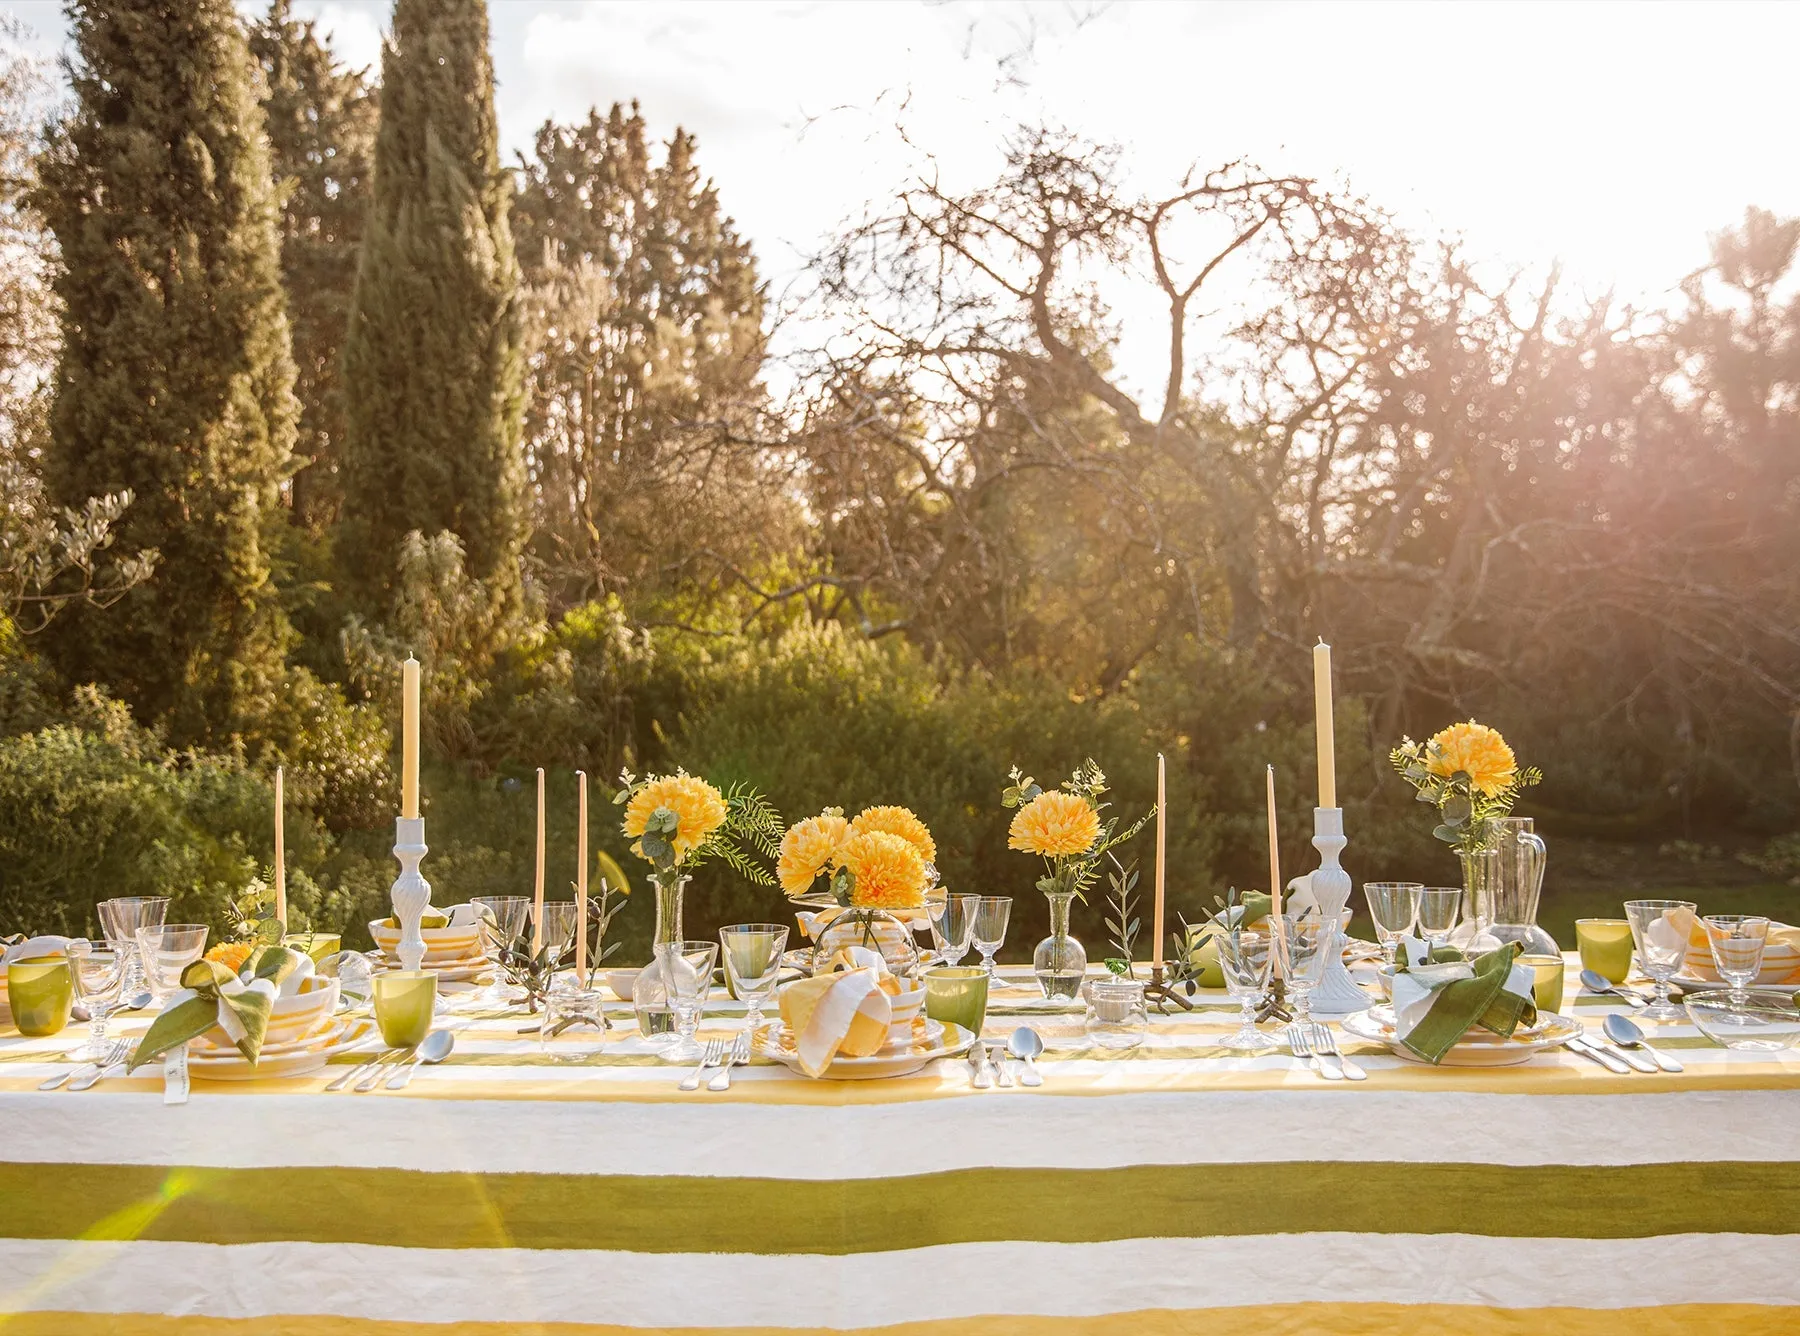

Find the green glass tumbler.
[
  {"left": 373, "top": 970, "right": 437, "bottom": 1048},
  {"left": 1522, "top": 954, "right": 1565, "bottom": 1014},
  {"left": 923, "top": 966, "right": 988, "bottom": 1038},
  {"left": 9, "top": 957, "right": 74, "bottom": 1037}
]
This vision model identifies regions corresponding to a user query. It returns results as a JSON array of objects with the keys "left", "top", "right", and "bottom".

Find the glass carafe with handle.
[{"left": 1483, "top": 817, "right": 1558, "bottom": 957}]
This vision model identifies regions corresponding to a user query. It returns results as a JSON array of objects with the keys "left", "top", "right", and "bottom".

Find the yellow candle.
[
  {"left": 575, "top": 769, "right": 589, "bottom": 982},
  {"left": 1152, "top": 753, "right": 1166, "bottom": 968},
  {"left": 1313, "top": 639, "right": 1337, "bottom": 810},
  {"left": 1267, "top": 764, "right": 1282, "bottom": 922},
  {"left": 273, "top": 765, "right": 287, "bottom": 927},
  {"left": 401, "top": 656, "right": 421, "bottom": 819},
  {"left": 533, "top": 767, "right": 546, "bottom": 950}
]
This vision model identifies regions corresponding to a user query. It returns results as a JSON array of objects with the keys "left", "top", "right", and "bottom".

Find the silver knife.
[{"left": 1568, "top": 1037, "right": 1630, "bottom": 1073}]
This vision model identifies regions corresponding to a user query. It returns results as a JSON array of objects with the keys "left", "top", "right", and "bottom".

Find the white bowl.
[
  {"left": 368, "top": 917, "right": 482, "bottom": 965},
  {"left": 197, "top": 974, "right": 339, "bottom": 1050},
  {"left": 605, "top": 968, "right": 640, "bottom": 1002}
]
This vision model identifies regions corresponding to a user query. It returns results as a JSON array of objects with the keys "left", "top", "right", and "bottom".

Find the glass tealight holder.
[
  {"left": 1084, "top": 977, "right": 1147, "bottom": 1051},
  {"left": 8, "top": 957, "right": 74, "bottom": 1037},
  {"left": 540, "top": 984, "right": 609, "bottom": 1063},
  {"left": 1521, "top": 954, "right": 1565, "bottom": 1014},
  {"left": 373, "top": 970, "right": 437, "bottom": 1048},
  {"left": 923, "top": 966, "right": 989, "bottom": 1037}
]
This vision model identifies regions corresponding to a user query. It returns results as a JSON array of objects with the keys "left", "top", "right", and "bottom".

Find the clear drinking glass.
[
  {"left": 653, "top": 939, "right": 717, "bottom": 1062},
  {"left": 532, "top": 901, "right": 580, "bottom": 969},
  {"left": 98, "top": 896, "right": 169, "bottom": 997},
  {"left": 720, "top": 923, "right": 788, "bottom": 1034},
  {"left": 1362, "top": 882, "right": 1423, "bottom": 965},
  {"left": 63, "top": 940, "right": 127, "bottom": 1060},
  {"left": 1280, "top": 914, "right": 1332, "bottom": 1024},
  {"left": 472, "top": 895, "right": 531, "bottom": 1005},
  {"left": 1415, "top": 887, "right": 1464, "bottom": 953},
  {"left": 927, "top": 894, "right": 979, "bottom": 966},
  {"left": 134, "top": 924, "right": 209, "bottom": 1003},
  {"left": 1624, "top": 899, "right": 1698, "bottom": 1020},
  {"left": 970, "top": 897, "right": 1012, "bottom": 981},
  {"left": 1216, "top": 924, "right": 1277, "bottom": 1052},
  {"left": 1701, "top": 913, "right": 1770, "bottom": 1003}
]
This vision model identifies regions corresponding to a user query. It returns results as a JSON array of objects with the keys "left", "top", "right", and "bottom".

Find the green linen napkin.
[
  {"left": 128, "top": 945, "right": 311, "bottom": 1071},
  {"left": 1389, "top": 937, "right": 1537, "bottom": 1064}
]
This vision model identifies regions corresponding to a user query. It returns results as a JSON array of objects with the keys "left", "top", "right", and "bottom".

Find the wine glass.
[
  {"left": 532, "top": 901, "right": 580, "bottom": 970},
  {"left": 1624, "top": 899, "right": 1698, "bottom": 1020},
  {"left": 1702, "top": 914, "right": 1770, "bottom": 1004},
  {"left": 720, "top": 923, "right": 788, "bottom": 1035},
  {"left": 1415, "top": 887, "right": 1464, "bottom": 954},
  {"left": 970, "top": 897, "right": 1012, "bottom": 981},
  {"left": 63, "top": 940, "right": 127, "bottom": 1060},
  {"left": 653, "top": 939, "right": 718, "bottom": 1062},
  {"left": 928, "top": 894, "right": 979, "bottom": 966},
  {"left": 134, "top": 924, "right": 209, "bottom": 1003},
  {"left": 1280, "top": 914, "right": 1332, "bottom": 1024},
  {"left": 1216, "top": 924, "right": 1277, "bottom": 1052},
  {"left": 472, "top": 895, "right": 531, "bottom": 1006},
  {"left": 1362, "top": 882, "right": 1423, "bottom": 965},
  {"left": 98, "top": 896, "right": 168, "bottom": 997}
]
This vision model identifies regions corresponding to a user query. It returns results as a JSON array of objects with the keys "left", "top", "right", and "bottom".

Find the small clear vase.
[
  {"left": 813, "top": 907, "right": 919, "bottom": 976},
  {"left": 1033, "top": 889, "right": 1087, "bottom": 999},
  {"left": 633, "top": 870, "right": 690, "bottom": 1043}
]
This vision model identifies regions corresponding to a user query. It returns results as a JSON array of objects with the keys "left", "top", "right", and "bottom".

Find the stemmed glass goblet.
[
  {"left": 1702, "top": 914, "right": 1770, "bottom": 1005},
  {"left": 970, "top": 897, "right": 1012, "bottom": 982},
  {"left": 654, "top": 939, "right": 718, "bottom": 1062},
  {"left": 472, "top": 895, "right": 531, "bottom": 1006},
  {"left": 1217, "top": 923, "right": 1277, "bottom": 1052},
  {"left": 1363, "top": 882, "right": 1423, "bottom": 966},
  {"left": 532, "top": 901, "right": 580, "bottom": 971},
  {"left": 63, "top": 940, "right": 127, "bottom": 1061},
  {"left": 98, "top": 896, "right": 168, "bottom": 999},
  {"left": 1624, "top": 899, "right": 1698, "bottom": 1020},
  {"left": 1280, "top": 913, "right": 1332, "bottom": 1024},
  {"left": 720, "top": 923, "right": 789, "bottom": 1036},
  {"left": 1415, "top": 887, "right": 1464, "bottom": 955},
  {"left": 927, "top": 894, "right": 979, "bottom": 967}
]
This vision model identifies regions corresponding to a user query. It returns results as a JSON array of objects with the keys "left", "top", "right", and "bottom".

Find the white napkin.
[{"left": 0, "top": 936, "right": 72, "bottom": 978}]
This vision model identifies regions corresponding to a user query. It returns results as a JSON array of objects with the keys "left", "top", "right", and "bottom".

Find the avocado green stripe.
[{"left": 2, "top": 1160, "right": 1795, "bottom": 1253}]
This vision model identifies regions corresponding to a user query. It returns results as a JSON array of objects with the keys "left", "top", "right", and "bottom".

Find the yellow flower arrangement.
[
  {"left": 622, "top": 773, "right": 729, "bottom": 864},
  {"left": 833, "top": 829, "right": 928, "bottom": 910},
  {"left": 850, "top": 805, "right": 937, "bottom": 864},
  {"left": 778, "top": 812, "right": 851, "bottom": 897},
  {"left": 204, "top": 941, "right": 253, "bottom": 974},
  {"left": 1424, "top": 721, "right": 1518, "bottom": 798},
  {"left": 1008, "top": 790, "right": 1102, "bottom": 859}
]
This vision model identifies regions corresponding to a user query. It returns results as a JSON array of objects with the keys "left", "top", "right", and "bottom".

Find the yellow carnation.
[
  {"left": 622, "top": 773, "right": 728, "bottom": 863},
  {"left": 1008, "top": 790, "right": 1101, "bottom": 859},
  {"left": 1426, "top": 721, "right": 1518, "bottom": 798},
  {"left": 205, "top": 941, "right": 253, "bottom": 974},
  {"left": 778, "top": 812, "right": 850, "bottom": 897},
  {"left": 850, "top": 805, "right": 936, "bottom": 864},
  {"left": 835, "top": 829, "right": 927, "bottom": 909}
]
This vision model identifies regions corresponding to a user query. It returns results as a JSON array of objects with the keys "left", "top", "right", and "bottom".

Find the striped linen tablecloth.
[{"left": 2, "top": 955, "right": 1798, "bottom": 1335}]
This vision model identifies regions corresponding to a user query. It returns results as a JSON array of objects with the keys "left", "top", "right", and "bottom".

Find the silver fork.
[
  {"left": 1307, "top": 1023, "right": 1367, "bottom": 1081},
  {"left": 1285, "top": 1023, "right": 1342, "bottom": 1080},
  {"left": 708, "top": 1031, "right": 750, "bottom": 1091},
  {"left": 678, "top": 1038, "right": 726, "bottom": 1091},
  {"left": 39, "top": 1038, "right": 131, "bottom": 1092}
]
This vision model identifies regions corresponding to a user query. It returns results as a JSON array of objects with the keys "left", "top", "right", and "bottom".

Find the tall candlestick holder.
[
  {"left": 390, "top": 816, "right": 432, "bottom": 971},
  {"left": 1302, "top": 806, "right": 1370, "bottom": 1016}
]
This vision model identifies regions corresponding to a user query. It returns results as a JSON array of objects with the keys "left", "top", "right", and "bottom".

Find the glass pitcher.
[{"left": 1473, "top": 817, "right": 1558, "bottom": 957}]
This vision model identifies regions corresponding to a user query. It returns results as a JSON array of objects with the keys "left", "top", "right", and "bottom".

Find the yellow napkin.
[{"left": 778, "top": 967, "right": 894, "bottom": 1076}]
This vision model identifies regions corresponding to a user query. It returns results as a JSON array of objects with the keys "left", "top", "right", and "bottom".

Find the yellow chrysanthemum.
[
  {"left": 835, "top": 829, "right": 928, "bottom": 909},
  {"left": 850, "top": 805, "right": 937, "bottom": 864},
  {"left": 205, "top": 941, "right": 253, "bottom": 974},
  {"left": 1008, "top": 790, "right": 1101, "bottom": 859},
  {"left": 778, "top": 812, "right": 850, "bottom": 897},
  {"left": 622, "top": 773, "right": 729, "bottom": 863},
  {"left": 1426, "top": 721, "right": 1519, "bottom": 798}
]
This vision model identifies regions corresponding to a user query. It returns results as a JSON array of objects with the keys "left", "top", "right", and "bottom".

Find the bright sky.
[{"left": 10, "top": 0, "right": 1799, "bottom": 402}]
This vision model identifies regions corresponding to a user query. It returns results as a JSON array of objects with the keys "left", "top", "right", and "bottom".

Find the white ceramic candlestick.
[
  {"left": 1303, "top": 807, "right": 1368, "bottom": 1016},
  {"left": 390, "top": 816, "right": 432, "bottom": 971}
]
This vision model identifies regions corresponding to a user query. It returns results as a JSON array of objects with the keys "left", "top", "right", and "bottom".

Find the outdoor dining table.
[{"left": 2, "top": 957, "right": 1798, "bottom": 1334}]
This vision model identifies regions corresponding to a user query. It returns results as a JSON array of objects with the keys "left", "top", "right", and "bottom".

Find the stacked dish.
[
  {"left": 187, "top": 976, "right": 374, "bottom": 1080},
  {"left": 368, "top": 911, "right": 491, "bottom": 983}
]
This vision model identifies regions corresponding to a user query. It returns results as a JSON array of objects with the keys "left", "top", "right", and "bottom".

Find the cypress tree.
[
  {"left": 340, "top": 0, "right": 525, "bottom": 613},
  {"left": 37, "top": 0, "right": 298, "bottom": 743}
]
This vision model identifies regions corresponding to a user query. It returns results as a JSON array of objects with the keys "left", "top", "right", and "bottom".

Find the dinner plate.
[
  {"left": 187, "top": 1016, "right": 378, "bottom": 1081},
  {"left": 758, "top": 1020, "right": 975, "bottom": 1079},
  {"left": 1341, "top": 1008, "right": 1582, "bottom": 1067}
]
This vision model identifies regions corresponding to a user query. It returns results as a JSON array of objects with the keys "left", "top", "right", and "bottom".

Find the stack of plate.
[
  {"left": 1342, "top": 1004, "right": 1582, "bottom": 1067},
  {"left": 1680, "top": 930, "right": 1800, "bottom": 989},
  {"left": 187, "top": 975, "right": 375, "bottom": 1080},
  {"left": 368, "top": 914, "right": 491, "bottom": 983}
]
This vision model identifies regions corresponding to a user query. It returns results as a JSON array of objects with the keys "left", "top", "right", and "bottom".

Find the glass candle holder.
[
  {"left": 923, "top": 966, "right": 989, "bottom": 1037},
  {"left": 8, "top": 957, "right": 74, "bottom": 1037},
  {"left": 1575, "top": 918, "right": 1634, "bottom": 984},
  {"left": 1084, "top": 976, "right": 1148, "bottom": 1051},
  {"left": 540, "top": 984, "right": 609, "bottom": 1063},
  {"left": 373, "top": 970, "right": 437, "bottom": 1048}
]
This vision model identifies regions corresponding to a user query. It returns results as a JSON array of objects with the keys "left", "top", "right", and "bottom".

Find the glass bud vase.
[
  {"left": 1459, "top": 847, "right": 1500, "bottom": 950},
  {"left": 1033, "top": 889, "right": 1087, "bottom": 1000},
  {"left": 634, "top": 870, "right": 690, "bottom": 1044}
]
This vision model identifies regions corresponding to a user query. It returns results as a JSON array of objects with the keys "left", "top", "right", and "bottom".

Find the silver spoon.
[
  {"left": 386, "top": 1029, "right": 455, "bottom": 1089},
  {"left": 1604, "top": 1011, "right": 1683, "bottom": 1073},
  {"left": 1580, "top": 969, "right": 1648, "bottom": 1008},
  {"left": 1007, "top": 1027, "right": 1044, "bottom": 1087}
]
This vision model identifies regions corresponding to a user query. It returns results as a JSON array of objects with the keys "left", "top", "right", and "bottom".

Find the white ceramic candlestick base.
[
  {"left": 390, "top": 816, "right": 432, "bottom": 972},
  {"left": 1303, "top": 807, "right": 1370, "bottom": 1017}
]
